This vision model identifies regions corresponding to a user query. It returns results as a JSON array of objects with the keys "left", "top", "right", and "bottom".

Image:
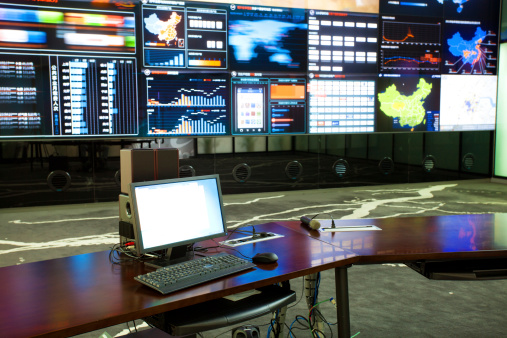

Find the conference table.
[{"left": 2, "top": 213, "right": 507, "bottom": 337}]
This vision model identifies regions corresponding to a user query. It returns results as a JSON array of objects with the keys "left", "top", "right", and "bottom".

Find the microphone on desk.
[{"left": 300, "top": 216, "right": 321, "bottom": 230}]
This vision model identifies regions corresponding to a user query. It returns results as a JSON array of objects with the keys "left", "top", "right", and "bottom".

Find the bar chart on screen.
[{"left": 146, "top": 72, "right": 229, "bottom": 136}]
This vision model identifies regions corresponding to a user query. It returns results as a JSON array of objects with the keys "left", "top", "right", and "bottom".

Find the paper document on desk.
[{"left": 321, "top": 225, "right": 381, "bottom": 232}]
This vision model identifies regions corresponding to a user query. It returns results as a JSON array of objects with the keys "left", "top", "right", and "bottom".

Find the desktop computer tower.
[
  {"left": 155, "top": 148, "right": 179, "bottom": 180},
  {"left": 120, "top": 148, "right": 180, "bottom": 194},
  {"left": 120, "top": 149, "right": 155, "bottom": 194},
  {"left": 119, "top": 148, "right": 179, "bottom": 246}
]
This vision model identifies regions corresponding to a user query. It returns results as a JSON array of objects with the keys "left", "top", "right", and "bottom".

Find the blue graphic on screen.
[
  {"left": 229, "top": 20, "right": 304, "bottom": 65},
  {"left": 228, "top": 7, "right": 307, "bottom": 72},
  {"left": 445, "top": 26, "right": 496, "bottom": 74},
  {"left": 448, "top": 27, "right": 486, "bottom": 63},
  {"left": 437, "top": 0, "right": 475, "bottom": 13},
  {"left": 445, "top": 0, "right": 468, "bottom": 13},
  {"left": 379, "top": 0, "right": 443, "bottom": 17},
  {"left": 443, "top": 0, "right": 500, "bottom": 19}
]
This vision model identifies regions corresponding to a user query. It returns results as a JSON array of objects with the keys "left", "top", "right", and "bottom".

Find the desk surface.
[
  {"left": 3, "top": 214, "right": 507, "bottom": 337},
  {"left": 278, "top": 213, "right": 507, "bottom": 263},
  {"left": 0, "top": 223, "right": 355, "bottom": 338}
]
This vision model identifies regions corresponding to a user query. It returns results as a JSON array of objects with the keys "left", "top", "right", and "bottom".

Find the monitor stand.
[{"left": 144, "top": 245, "right": 193, "bottom": 269}]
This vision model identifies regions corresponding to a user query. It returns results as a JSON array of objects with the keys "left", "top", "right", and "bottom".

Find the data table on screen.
[
  {"left": 52, "top": 56, "right": 138, "bottom": 136},
  {"left": 308, "top": 10, "right": 378, "bottom": 75},
  {"left": 0, "top": 53, "right": 51, "bottom": 137},
  {"left": 308, "top": 77, "right": 376, "bottom": 134}
]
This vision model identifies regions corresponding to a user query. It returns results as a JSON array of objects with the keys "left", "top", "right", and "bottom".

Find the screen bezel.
[{"left": 129, "top": 174, "right": 227, "bottom": 256}]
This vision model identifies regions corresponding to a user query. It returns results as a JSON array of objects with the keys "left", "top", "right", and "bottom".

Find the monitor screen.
[
  {"left": 307, "top": 74, "right": 376, "bottom": 134},
  {"left": 379, "top": 14, "right": 443, "bottom": 76},
  {"left": 0, "top": 0, "right": 502, "bottom": 139},
  {"left": 141, "top": 70, "right": 230, "bottom": 136},
  {"left": 129, "top": 174, "right": 227, "bottom": 256},
  {"left": 0, "top": 0, "right": 139, "bottom": 140},
  {"left": 231, "top": 75, "right": 306, "bottom": 135},
  {"left": 376, "top": 74, "right": 441, "bottom": 132},
  {"left": 142, "top": 1, "right": 228, "bottom": 69},
  {"left": 228, "top": 4, "right": 308, "bottom": 72},
  {"left": 307, "top": 10, "right": 379, "bottom": 76}
]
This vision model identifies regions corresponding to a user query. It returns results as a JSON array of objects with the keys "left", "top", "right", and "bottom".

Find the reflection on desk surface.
[{"left": 280, "top": 213, "right": 507, "bottom": 261}]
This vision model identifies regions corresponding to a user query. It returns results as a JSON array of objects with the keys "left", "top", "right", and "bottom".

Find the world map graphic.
[{"left": 229, "top": 19, "right": 306, "bottom": 67}]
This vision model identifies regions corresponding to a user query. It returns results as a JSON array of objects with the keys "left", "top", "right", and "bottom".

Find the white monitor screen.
[
  {"left": 130, "top": 174, "right": 227, "bottom": 255},
  {"left": 440, "top": 75, "right": 497, "bottom": 131}
]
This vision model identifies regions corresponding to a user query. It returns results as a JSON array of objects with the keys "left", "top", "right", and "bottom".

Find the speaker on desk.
[
  {"left": 232, "top": 325, "right": 260, "bottom": 338},
  {"left": 119, "top": 193, "right": 135, "bottom": 245},
  {"left": 119, "top": 193, "right": 132, "bottom": 223}
]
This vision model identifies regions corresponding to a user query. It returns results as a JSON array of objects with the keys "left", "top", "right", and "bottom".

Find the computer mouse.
[{"left": 252, "top": 252, "right": 278, "bottom": 264}]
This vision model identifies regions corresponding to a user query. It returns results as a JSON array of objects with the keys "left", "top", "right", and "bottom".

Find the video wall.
[{"left": 0, "top": 0, "right": 500, "bottom": 140}]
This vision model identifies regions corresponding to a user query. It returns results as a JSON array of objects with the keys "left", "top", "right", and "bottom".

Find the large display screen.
[
  {"left": 308, "top": 75, "right": 376, "bottom": 134},
  {"left": 0, "top": 0, "right": 139, "bottom": 139},
  {"left": 142, "top": 70, "right": 229, "bottom": 136},
  {"left": 379, "top": 15, "right": 442, "bottom": 75},
  {"left": 376, "top": 74, "right": 441, "bottom": 132},
  {"left": 307, "top": 10, "right": 379, "bottom": 75},
  {"left": 231, "top": 75, "right": 306, "bottom": 135},
  {"left": 228, "top": 5, "right": 308, "bottom": 72},
  {"left": 0, "top": 0, "right": 501, "bottom": 140},
  {"left": 142, "top": 2, "right": 228, "bottom": 69}
]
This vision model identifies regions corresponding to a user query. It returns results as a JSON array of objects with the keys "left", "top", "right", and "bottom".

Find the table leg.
[{"left": 335, "top": 266, "right": 351, "bottom": 338}]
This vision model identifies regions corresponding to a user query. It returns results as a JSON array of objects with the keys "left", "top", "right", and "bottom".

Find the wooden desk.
[
  {"left": 279, "top": 213, "right": 507, "bottom": 263},
  {"left": 4, "top": 214, "right": 506, "bottom": 338},
  {"left": 0, "top": 223, "right": 356, "bottom": 338},
  {"left": 278, "top": 213, "right": 507, "bottom": 337}
]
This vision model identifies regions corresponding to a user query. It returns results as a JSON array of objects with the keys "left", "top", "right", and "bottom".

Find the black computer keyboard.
[{"left": 134, "top": 253, "right": 256, "bottom": 295}]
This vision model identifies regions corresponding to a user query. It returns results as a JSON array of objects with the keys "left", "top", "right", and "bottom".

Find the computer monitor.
[{"left": 129, "top": 174, "right": 227, "bottom": 266}]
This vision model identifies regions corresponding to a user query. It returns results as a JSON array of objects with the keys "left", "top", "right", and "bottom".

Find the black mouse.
[{"left": 252, "top": 252, "right": 278, "bottom": 264}]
